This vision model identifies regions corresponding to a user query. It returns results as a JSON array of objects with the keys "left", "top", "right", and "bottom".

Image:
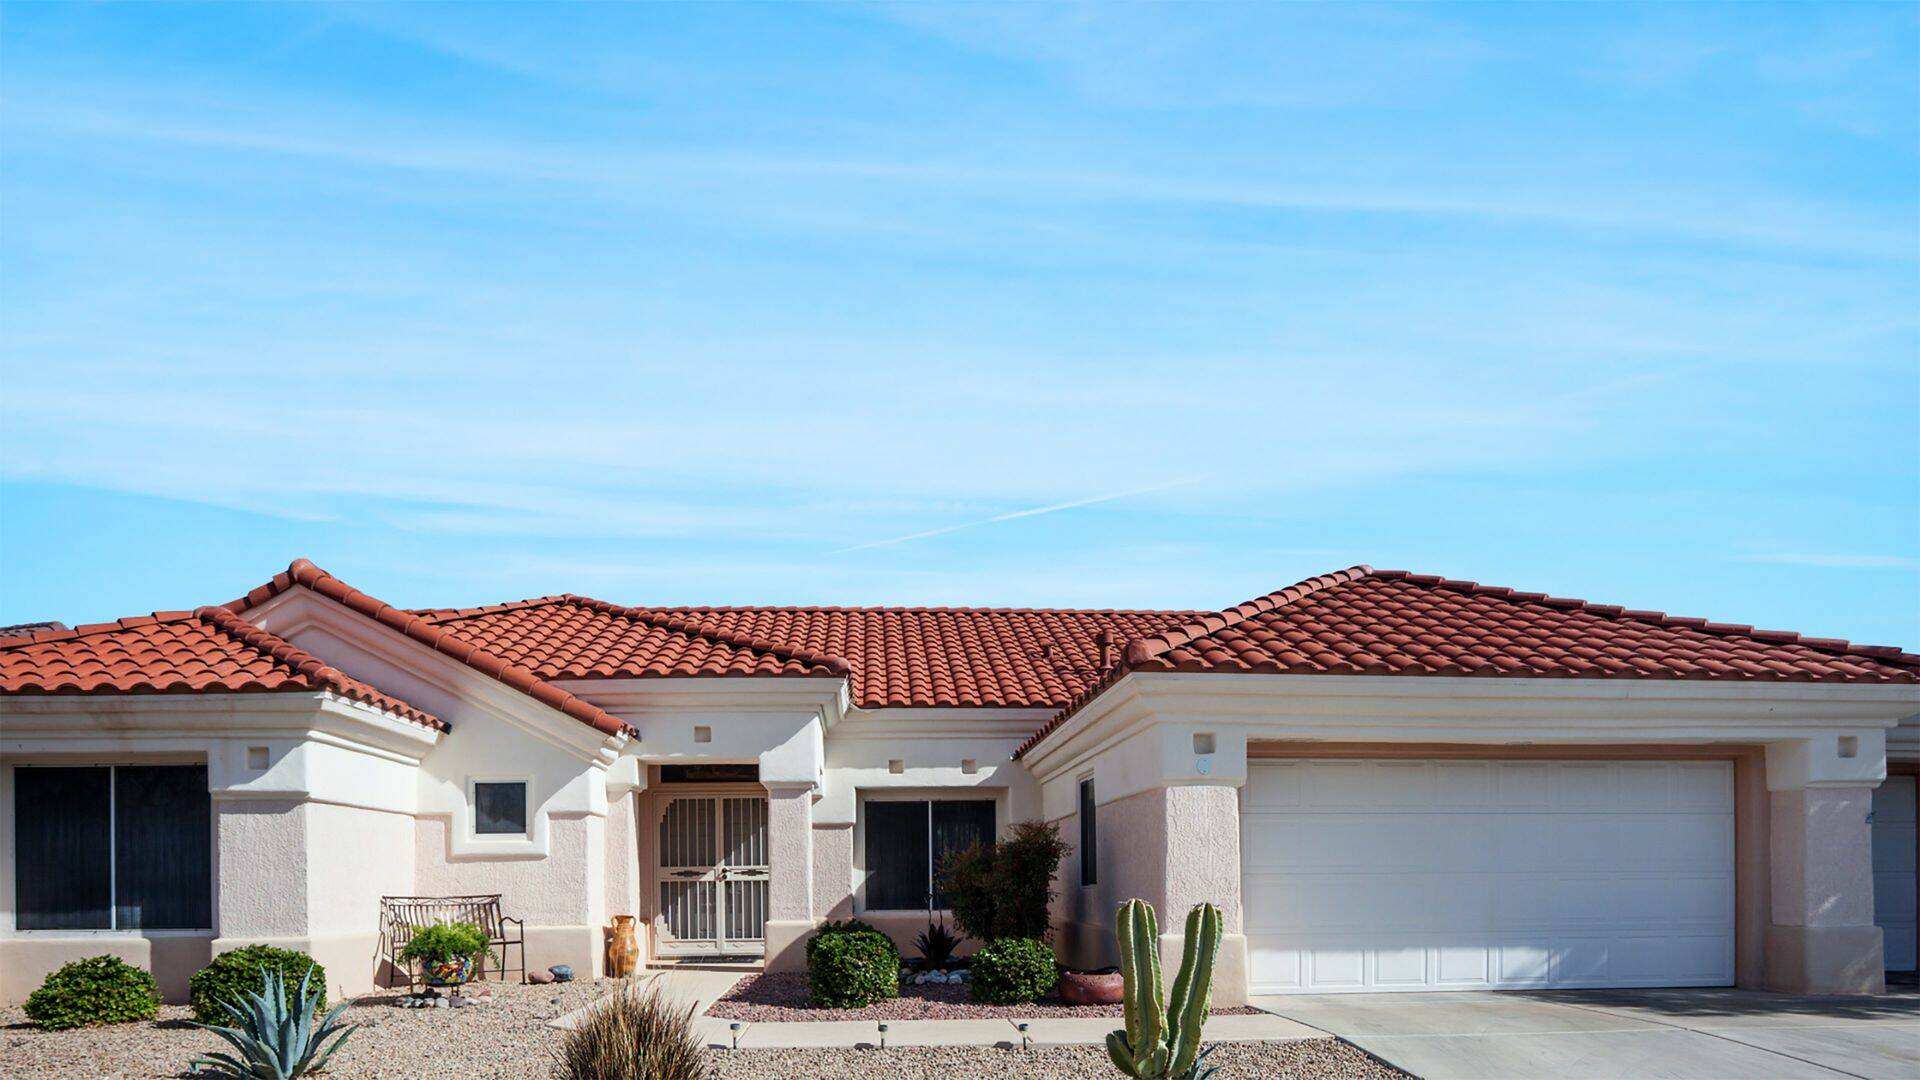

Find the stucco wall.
[
  {"left": 414, "top": 813, "right": 594, "bottom": 927},
  {"left": 216, "top": 799, "right": 311, "bottom": 938},
  {"left": 304, "top": 801, "right": 415, "bottom": 995},
  {"left": 813, "top": 823, "right": 855, "bottom": 920}
]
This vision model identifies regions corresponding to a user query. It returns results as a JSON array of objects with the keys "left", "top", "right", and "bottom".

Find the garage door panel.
[
  {"left": 1245, "top": 759, "right": 1736, "bottom": 993},
  {"left": 1872, "top": 776, "right": 1917, "bottom": 971}
]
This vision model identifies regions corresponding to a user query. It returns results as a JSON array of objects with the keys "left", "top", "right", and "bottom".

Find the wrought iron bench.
[{"left": 377, "top": 894, "right": 526, "bottom": 988}]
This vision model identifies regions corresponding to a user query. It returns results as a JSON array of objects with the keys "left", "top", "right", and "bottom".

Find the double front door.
[{"left": 654, "top": 790, "right": 770, "bottom": 957}]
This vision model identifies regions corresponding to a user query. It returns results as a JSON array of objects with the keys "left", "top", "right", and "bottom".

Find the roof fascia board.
[
  {"left": 0, "top": 691, "right": 440, "bottom": 762},
  {"left": 550, "top": 676, "right": 850, "bottom": 726},
  {"left": 1021, "top": 671, "right": 1920, "bottom": 779},
  {"left": 249, "top": 590, "right": 628, "bottom": 764}
]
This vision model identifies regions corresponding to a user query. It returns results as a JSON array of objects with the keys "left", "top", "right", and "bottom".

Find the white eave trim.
[
  {"left": 551, "top": 675, "right": 852, "bottom": 725},
  {"left": 0, "top": 691, "right": 443, "bottom": 760},
  {"left": 1021, "top": 671, "right": 1920, "bottom": 777}
]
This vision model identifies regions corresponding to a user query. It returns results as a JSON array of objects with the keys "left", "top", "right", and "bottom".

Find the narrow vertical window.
[{"left": 1079, "top": 777, "right": 1098, "bottom": 887}]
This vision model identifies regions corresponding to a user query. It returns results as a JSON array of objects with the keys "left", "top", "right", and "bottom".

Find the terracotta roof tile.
[
  {"left": 1015, "top": 566, "right": 1920, "bottom": 758},
  {"left": 425, "top": 604, "right": 1208, "bottom": 710},
  {"left": 230, "top": 560, "right": 633, "bottom": 738},
  {"left": 0, "top": 606, "right": 445, "bottom": 731}
]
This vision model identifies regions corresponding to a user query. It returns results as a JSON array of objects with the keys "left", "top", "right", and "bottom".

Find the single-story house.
[{"left": 3, "top": 559, "right": 1916, "bottom": 1006}]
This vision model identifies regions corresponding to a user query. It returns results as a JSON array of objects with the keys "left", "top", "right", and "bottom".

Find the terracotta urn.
[
  {"left": 1060, "top": 969, "right": 1125, "bottom": 1005},
  {"left": 609, "top": 915, "right": 641, "bottom": 977}
]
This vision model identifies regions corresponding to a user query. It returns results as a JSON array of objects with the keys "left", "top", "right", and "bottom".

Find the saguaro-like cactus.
[{"left": 1105, "top": 899, "right": 1223, "bottom": 1080}]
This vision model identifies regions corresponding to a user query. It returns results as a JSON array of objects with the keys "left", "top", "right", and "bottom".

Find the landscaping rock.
[
  {"left": 528, "top": 970, "right": 555, "bottom": 985},
  {"left": 548, "top": 965, "right": 575, "bottom": 982}
]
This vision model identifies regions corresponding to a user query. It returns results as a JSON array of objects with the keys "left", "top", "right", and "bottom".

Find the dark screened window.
[
  {"left": 1079, "top": 778, "right": 1098, "bottom": 887},
  {"left": 15, "top": 764, "right": 210, "bottom": 931},
  {"left": 474, "top": 782, "right": 528, "bottom": 835},
  {"left": 864, "top": 799, "right": 995, "bottom": 911}
]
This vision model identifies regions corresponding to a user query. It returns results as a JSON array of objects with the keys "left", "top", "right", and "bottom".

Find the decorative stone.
[
  {"left": 549, "top": 964, "right": 576, "bottom": 982},
  {"left": 1060, "top": 970, "right": 1125, "bottom": 1005},
  {"left": 927, "top": 970, "right": 949, "bottom": 984},
  {"left": 954, "top": 969, "right": 970, "bottom": 982},
  {"left": 432, "top": 996, "right": 449, "bottom": 1008},
  {"left": 529, "top": 970, "right": 555, "bottom": 985}
]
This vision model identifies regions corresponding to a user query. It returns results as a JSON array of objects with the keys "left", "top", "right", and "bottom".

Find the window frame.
[
  {"left": 857, "top": 792, "right": 1000, "bottom": 914},
  {"left": 1079, "top": 776, "right": 1098, "bottom": 887},
  {"left": 10, "top": 762, "right": 214, "bottom": 935},
  {"left": 467, "top": 775, "right": 532, "bottom": 840}
]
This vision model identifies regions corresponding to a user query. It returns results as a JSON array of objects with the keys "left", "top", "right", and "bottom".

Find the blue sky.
[{"left": 1, "top": 2, "right": 1916, "bottom": 647}]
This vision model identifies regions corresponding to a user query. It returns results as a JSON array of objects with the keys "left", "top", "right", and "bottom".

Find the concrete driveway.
[{"left": 1250, "top": 985, "right": 1920, "bottom": 1079}]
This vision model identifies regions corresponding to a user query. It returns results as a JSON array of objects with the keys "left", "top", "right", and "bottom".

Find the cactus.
[{"left": 1105, "top": 899, "right": 1223, "bottom": 1080}]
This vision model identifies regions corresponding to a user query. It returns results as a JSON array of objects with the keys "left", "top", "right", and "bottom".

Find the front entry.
[{"left": 654, "top": 789, "right": 770, "bottom": 957}]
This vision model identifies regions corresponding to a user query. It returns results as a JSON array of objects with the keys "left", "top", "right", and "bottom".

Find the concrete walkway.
[
  {"left": 553, "top": 967, "right": 1324, "bottom": 1050},
  {"left": 1252, "top": 986, "right": 1920, "bottom": 1080}
]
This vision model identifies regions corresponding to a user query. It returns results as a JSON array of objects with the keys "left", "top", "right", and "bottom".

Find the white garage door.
[
  {"left": 1244, "top": 759, "right": 1736, "bottom": 994},
  {"left": 1873, "top": 776, "right": 1917, "bottom": 972}
]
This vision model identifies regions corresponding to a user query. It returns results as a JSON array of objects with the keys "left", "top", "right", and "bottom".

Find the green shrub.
[
  {"left": 23, "top": 955, "right": 160, "bottom": 1030},
  {"left": 968, "top": 937, "right": 1058, "bottom": 1005},
  {"left": 556, "top": 984, "right": 707, "bottom": 1080},
  {"left": 806, "top": 918, "right": 899, "bottom": 968},
  {"left": 398, "top": 920, "right": 493, "bottom": 965},
  {"left": 937, "top": 820, "right": 1072, "bottom": 942},
  {"left": 190, "top": 945, "right": 326, "bottom": 1025},
  {"left": 806, "top": 928, "right": 900, "bottom": 1009}
]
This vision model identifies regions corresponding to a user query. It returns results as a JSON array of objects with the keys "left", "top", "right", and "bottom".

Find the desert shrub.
[
  {"left": 806, "top": 918, "right": 899, "bottom": 968},
  {"left": 189, "top": 945, "right": 326, "bottom": 1025},
  {"left": 555, "top": 984, "right": 706, "bottom": 1080},
  {"left": 23, "top": 955, "right": 160, "bottom": 1031},
  {"left": 806, "top": 928, "right": 900, "bottom": 1009},
  {"left": 189, "top": 966, "right": 355, "bottom": 1078},
  {"left": 913, "top": 919, "right": 963, "bottom": 969},
  {"left": 937, "top": 821, "right": 1072, "bottom": 942},
  {"left": 968, "top": 937, "right": 1059, "bottom": 1005}
]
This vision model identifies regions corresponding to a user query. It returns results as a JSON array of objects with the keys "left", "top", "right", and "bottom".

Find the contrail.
[{"left": 834, "top": 476, "right": 1205, "bottom": 554}]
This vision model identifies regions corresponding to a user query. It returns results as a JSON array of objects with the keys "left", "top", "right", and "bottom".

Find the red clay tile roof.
[
  {"left": 1014, "top": 566, "right": 1920, "bottom": 758},
  {"left": 422, "top": 604, "right": 1209, "bottom": 709},
  {"left": 0, "top": 606, "right": 446, "bottom": 731},
  {"left": 421, "top": 598, "right": 853, "bottom": 681},
  {"left": 230, "top": 560, "right": 633, "bottom": 739}
]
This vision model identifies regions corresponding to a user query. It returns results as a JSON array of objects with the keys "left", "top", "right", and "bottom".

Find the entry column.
[
  {"left": 761, "top": 781, "right": 816, "bottom": 972},
  {"left": 1765, "top": 734, "right": 1887, "bottom": 994}
]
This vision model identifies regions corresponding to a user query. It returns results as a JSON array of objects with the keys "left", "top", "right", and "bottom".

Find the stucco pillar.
[
  {"left": 1158, "top": 784, "right": 1248, "bottom": 1007},
  {"left": 762, "top": 782, "right": 817, "bottom": 972},
  {"left": 1764, "top": 736, "right": 1886, "bottom": 994}
]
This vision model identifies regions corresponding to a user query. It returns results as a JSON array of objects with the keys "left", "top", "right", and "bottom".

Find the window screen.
[
  {"left": 15, "top": 764, "right": 210, "bottom": 931},
  {"left": 474, "top": 782, "right": 528, "bottom": 835},
  {"left": 15, "top": 766, "right": 112, "bottom": 930},
  {"left": 864, "top": 799, "right": 996, "bottom": 911},
  {"left": 115, "top": 765, "right": 212, "bottom": 929}
]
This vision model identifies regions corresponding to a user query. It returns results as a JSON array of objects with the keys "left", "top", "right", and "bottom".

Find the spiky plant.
[
  {"left": 554, "top": 984, "right": 708, "bottom": 1080},
  {"left": 188, "top": 965, "right": 355, "bottom": 1078},
  {"left": 913, "top": 918, "right": 963, "bottom": 969},
  {"left": 1105, "top": 899, "right": 1223, "bottom": 1080}
]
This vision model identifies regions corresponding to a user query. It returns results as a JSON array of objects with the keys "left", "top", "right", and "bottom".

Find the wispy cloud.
[
  {"left": 834, "top": 477, "right": 1206, "bottom": 553},
  {"left": 1736, "top": 554, "right": 1918, "bottom": 569}
]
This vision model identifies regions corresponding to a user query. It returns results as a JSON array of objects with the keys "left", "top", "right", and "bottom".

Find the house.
[{"left": 3, "top": 559, "right": 1916, "bottom": 1007}]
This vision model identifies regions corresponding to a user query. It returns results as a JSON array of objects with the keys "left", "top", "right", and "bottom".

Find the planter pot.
[
  {"left": 421, "top": 954, "right": 478, "bottom": 987},
  {"left": 609, "top": 915, "right": 640, "bottom": 978},
  {"left": 1060, "top": 970, "right": 1125, "bottom": 1005}
]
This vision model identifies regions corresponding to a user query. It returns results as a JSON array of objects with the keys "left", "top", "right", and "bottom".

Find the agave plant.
[
  {"left": 914, "top": 918, "right": 964, "bottom": 969},
  {"left": 189, "top": 965, "right": 355, "bottom": 1078}
]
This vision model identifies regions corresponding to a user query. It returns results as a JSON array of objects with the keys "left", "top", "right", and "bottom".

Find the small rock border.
[{"left": 708, "top": 971, "right": 1265, "bottom": 1022}]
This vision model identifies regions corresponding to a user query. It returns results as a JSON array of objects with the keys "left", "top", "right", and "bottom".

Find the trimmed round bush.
[
  {"left": 806, "top": 928, "right": 900, "bottom": 1009},
  {"left": 806, "top": 918, "right": 900, "bottom": 968},
  {"left": 189, "top": 945, "right": 326, "bottom": 1024},
  {"left": 968, "top": 937, "right": 1058, "bottom": 1005},
  {"left": 23, "top": 955, "right": 160, "bottom": 1031}
]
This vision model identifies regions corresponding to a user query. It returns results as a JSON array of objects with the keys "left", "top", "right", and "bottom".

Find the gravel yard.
[
  {"left": 707, "top": 972, "right": 1264, "bottom": 1022},
  {"left": 0, "top": 979, "right": 613, "bottom": 1079},
  {"left": 1, "top": 978, "right": 1398, "bottom": 1079},
  {"left": 706, "top": 1041, "right": 1407, "bottom": 1079}
]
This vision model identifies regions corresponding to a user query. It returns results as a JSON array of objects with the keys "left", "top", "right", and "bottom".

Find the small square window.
[
  {"left": 474, "top": 782, "right": 528, "bottom": 835},
  {"left": 246, "top": 746, "right": 269, "bottom": 770},
  {"left": 693, "top": 725, "right": 712, "bottom": 744}
]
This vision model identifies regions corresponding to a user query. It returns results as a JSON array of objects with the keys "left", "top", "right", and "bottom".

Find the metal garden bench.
[{"left": 377, "top": 894, "right": 526, "bottom": 988}]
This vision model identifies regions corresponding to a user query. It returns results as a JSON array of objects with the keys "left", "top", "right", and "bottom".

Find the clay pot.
[
  {"left": 609, "top": 915, "right": 641, "bottom": 978},
  {"left": 1059, "top": 970, "right": 1125, "bottom": 1005}
]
